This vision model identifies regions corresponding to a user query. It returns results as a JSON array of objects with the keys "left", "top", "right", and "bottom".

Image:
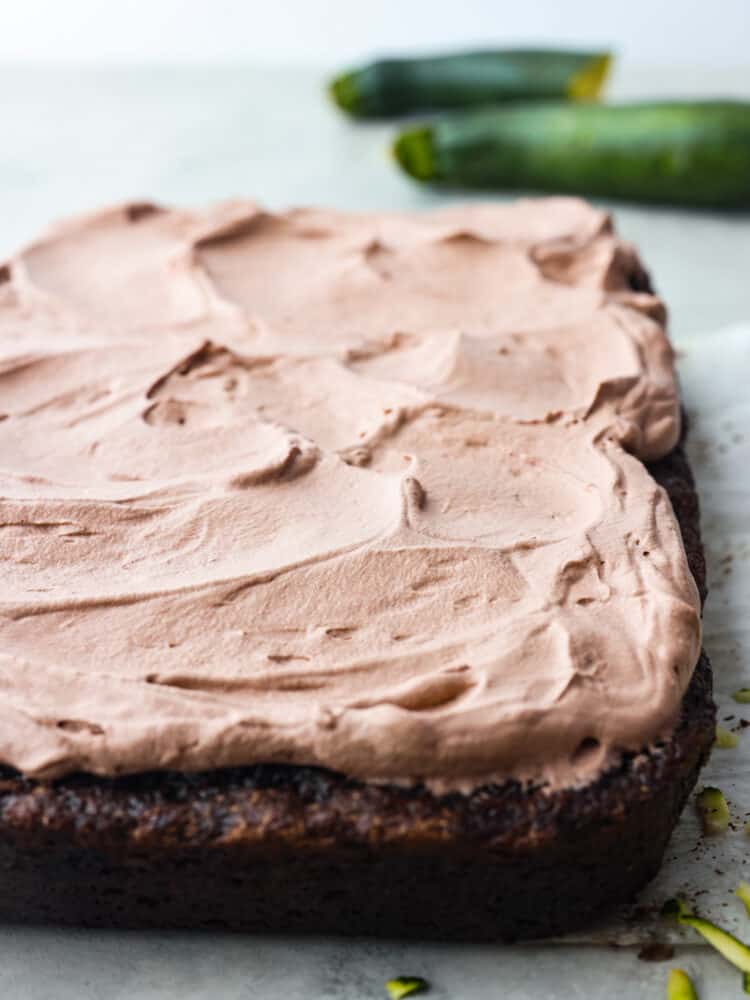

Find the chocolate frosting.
[{"left": 0, "top": 198, "right": 701, "bottom": 790}]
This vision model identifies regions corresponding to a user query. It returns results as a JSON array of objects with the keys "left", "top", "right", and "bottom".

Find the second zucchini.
[{"left": 393, "top": 101, "right": 750, "bottom": 208}]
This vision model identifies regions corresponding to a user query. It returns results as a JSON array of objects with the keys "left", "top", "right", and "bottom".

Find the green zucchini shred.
[
  {"left": 696, "top": 786, "right": 730, "bottom": 834},
  {"left": 385, "top": 976, "right": 430, "bottom": 999},
  {"left": 737, "top": 882, "right": 750, "bottom": 917},
  {"left": 663, "top": 897, "right": 750, "bottom": 974},
  {"left": 715, "top": 726, "right": 739, "bottom": 748},
  {"left": 682, "top": 917, "right": 750, "bottom": 972},
  {"left": 667, "top": 968, "right": 698, "bottom": 1000}
]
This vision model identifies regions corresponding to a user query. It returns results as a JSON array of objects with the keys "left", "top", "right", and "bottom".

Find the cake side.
[{"left": 0, "top": 440, "right": 714, "bottom": 939}]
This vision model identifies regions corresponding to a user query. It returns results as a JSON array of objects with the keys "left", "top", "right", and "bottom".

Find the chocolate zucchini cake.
[{"left": 0, "top": 198, "right": 713, "bottom": 938}]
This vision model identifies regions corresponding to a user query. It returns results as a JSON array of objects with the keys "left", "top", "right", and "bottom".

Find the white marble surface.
[
  {"left": 1, "top": 62, "right": 750, "bottom": 999},
  {"left": 0, "top": 930, "right": 746, "bottom": 1000}
]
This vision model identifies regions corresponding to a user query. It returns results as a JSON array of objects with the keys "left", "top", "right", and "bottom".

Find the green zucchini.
[
  {"left": 329, "top": 49, "right": 611, "bottom": 118},
  {"left": 393, "top": 101, "right": 750, "bottom": 208}
]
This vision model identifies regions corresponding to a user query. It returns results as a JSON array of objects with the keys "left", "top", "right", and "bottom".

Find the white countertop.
[{"left": 1, "top": 62, "right": 749, "bottom": 999}]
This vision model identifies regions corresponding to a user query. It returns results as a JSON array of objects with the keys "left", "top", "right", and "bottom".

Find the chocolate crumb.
[{"left": 637, "top": 942, "right": 675, "bottom": 962}]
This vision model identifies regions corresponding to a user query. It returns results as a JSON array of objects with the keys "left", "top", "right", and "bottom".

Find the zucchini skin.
[
  {"left": 393, "top": 101, "right": 750, "bottom": 208},
  {"left": 330, "top": 49, "right": 611, "bottom": 118}
]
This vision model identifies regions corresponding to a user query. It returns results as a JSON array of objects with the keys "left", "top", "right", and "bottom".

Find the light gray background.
[
  {"left": 0, "top": 0, "right": 748, "bottom": 68},
  {"left": 1, "top": 8, "right": 750, "bottom": 996}
]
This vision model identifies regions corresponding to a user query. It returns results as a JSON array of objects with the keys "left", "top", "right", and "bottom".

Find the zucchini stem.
[
  {"left": 566, "top": 53, "right": 612, "bottom": 101},
  {"left": 393, "top": 129, "right": 435, "bottom": 181}
]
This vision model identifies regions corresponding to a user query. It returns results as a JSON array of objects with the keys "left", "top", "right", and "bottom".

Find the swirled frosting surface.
[{"left": 0, "top": 198, "right": 701, "bottom": 789}]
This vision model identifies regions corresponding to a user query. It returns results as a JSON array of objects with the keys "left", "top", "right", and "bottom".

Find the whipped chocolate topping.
[{"left": 0, "top": 198, "right": 701, "bottom": 790}]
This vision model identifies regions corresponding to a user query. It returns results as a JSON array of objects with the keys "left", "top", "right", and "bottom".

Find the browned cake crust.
[{"left": 0, "top": 438, "right": 713, "bottom": 940}]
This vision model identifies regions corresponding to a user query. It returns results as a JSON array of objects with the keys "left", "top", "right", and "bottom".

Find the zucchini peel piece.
[
  {"left": 681, "top": 918, "right": 750, "bottom": 972},
  {"left": 733, "top": 689, "right": 750, "bottom": 704}
]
